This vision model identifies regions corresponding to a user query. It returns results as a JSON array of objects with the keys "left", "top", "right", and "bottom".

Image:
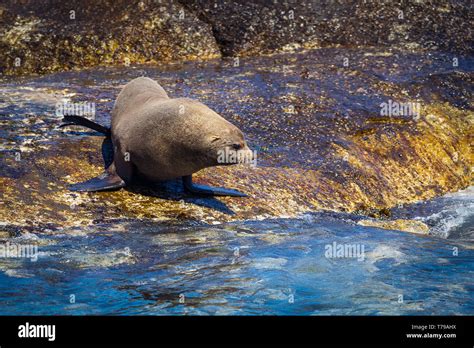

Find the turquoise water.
[{"left": 1, "top": 200, "right": 472, "bottom": 315}]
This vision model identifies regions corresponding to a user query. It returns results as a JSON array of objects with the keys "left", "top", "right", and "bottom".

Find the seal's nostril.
[{"left": 232, "top": 143, "right": 243, "bottom": 150}]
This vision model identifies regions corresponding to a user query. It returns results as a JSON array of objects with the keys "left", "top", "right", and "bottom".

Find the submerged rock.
[{"left": 357, "top": 219, "right": 430, "bottom": 235}]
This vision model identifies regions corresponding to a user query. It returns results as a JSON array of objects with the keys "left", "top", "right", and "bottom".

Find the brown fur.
[{"left": 110, "top": 77, "right": 250, "bottom": 183}]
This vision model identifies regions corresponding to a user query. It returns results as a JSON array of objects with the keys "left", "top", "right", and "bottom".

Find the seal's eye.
[
  {"left": 232, "top": 143, "right": 243, "bottom": 150},
  {"left": 210, "top": 136, "right": 221, "bottom": 143}
]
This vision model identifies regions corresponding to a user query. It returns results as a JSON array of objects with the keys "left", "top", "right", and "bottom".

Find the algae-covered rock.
[
  {"left": 0, "top": 0, "right": 220, "bottom": 76},
  {"left": 357, "top": 219, "right": 430, "bottom": 235},
  {"left": 183, "top": 0, "right": 473, "bottom": 57},
  {"left": 0, "top": 48, "right": 472, "bottom": 230},
  {"left": 0, "top": 0, "right": 472, "bottom": 76}
]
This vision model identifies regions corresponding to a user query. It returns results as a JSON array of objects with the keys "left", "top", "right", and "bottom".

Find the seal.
[{"left": 60, "top": 77, "right": 252, "bottom": 197}]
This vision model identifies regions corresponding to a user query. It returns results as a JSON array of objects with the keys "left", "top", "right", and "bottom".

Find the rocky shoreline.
[
  {"left": 0, "top": 47, "right": 472, "bottom": 232},
  {"left": 0, "top": 1, "right": 472, "bottom": 235}
]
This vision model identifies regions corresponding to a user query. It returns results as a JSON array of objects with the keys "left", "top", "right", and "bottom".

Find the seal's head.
[
  {"left": 175, "top": 99, "right": 253, "bottom": 168},
  {"left": 207, "top": 126, "right": 254, "bottom": 166},
  {"left": 132, "top": 98, "right": 254, "bottom": 179}
]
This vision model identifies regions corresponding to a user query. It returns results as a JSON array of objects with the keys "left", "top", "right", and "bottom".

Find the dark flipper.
[
  {"left": 59, "top": 115, "right": 111, "bottom": 135},
  {"left": 182, "top": 175, "right": 248, "bottom": 197},
  {"left": 101, "top": 136, "right": 115, "bottom": 169},
  {"left": 69, "top": 171, "right": 125, "bottom": 192}
]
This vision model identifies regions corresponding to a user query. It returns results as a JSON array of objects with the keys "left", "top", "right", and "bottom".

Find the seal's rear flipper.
[
  {"left": 182, "top": 175, "right": 248, "bottom": 197},
  {"left": 59, "top": 115, "right": 111, "bottom": 136},
  {"left": 69, "top": 172, "right": 125, "bottom": 192}
]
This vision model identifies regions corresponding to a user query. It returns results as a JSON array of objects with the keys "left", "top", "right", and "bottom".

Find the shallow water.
[{"left": 1, "top": 188, "right": 472, "bottom": 315}]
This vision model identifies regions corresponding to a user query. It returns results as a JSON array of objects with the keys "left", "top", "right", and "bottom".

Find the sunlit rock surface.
[{"left": 1, "top": 48, "right": 472, "bottom": 230}]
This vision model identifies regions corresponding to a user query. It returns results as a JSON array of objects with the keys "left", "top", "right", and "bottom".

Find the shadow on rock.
[{"left": 125, "top": 180, "right": 236, "bottom": 216}]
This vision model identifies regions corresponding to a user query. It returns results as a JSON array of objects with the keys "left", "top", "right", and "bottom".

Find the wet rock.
[
  {"left": 0, "top": 48, "right": 472, "bottom": 229},
  {"left": 66, "top": 247, "right": 137, "bottom": 268}
]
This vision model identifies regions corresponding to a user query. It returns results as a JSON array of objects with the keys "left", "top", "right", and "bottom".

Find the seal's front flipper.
[
  {"left": 69, "top": 172, "right": 125, "bottom": 192},
  {"left": 182, "top": 175, "right": 248, "bottom": 197}
]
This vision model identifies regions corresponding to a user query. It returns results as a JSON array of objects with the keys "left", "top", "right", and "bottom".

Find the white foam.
[
  {"left": 416, "top": 186, "right": 474, "bottom": 239},
  {"left": 425, "top": 206, "right": 473, "bottom": 238}
]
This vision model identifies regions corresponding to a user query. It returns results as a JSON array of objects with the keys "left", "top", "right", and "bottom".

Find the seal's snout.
[
  {"left": 215, "top": 140, "right": 254, "bottom": 166},
  {"left": 231, "top": 142, "right": 244, "bottom": 150},
  {"left": 228, "top": 139, "right": 252, "bottom": 155}
]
